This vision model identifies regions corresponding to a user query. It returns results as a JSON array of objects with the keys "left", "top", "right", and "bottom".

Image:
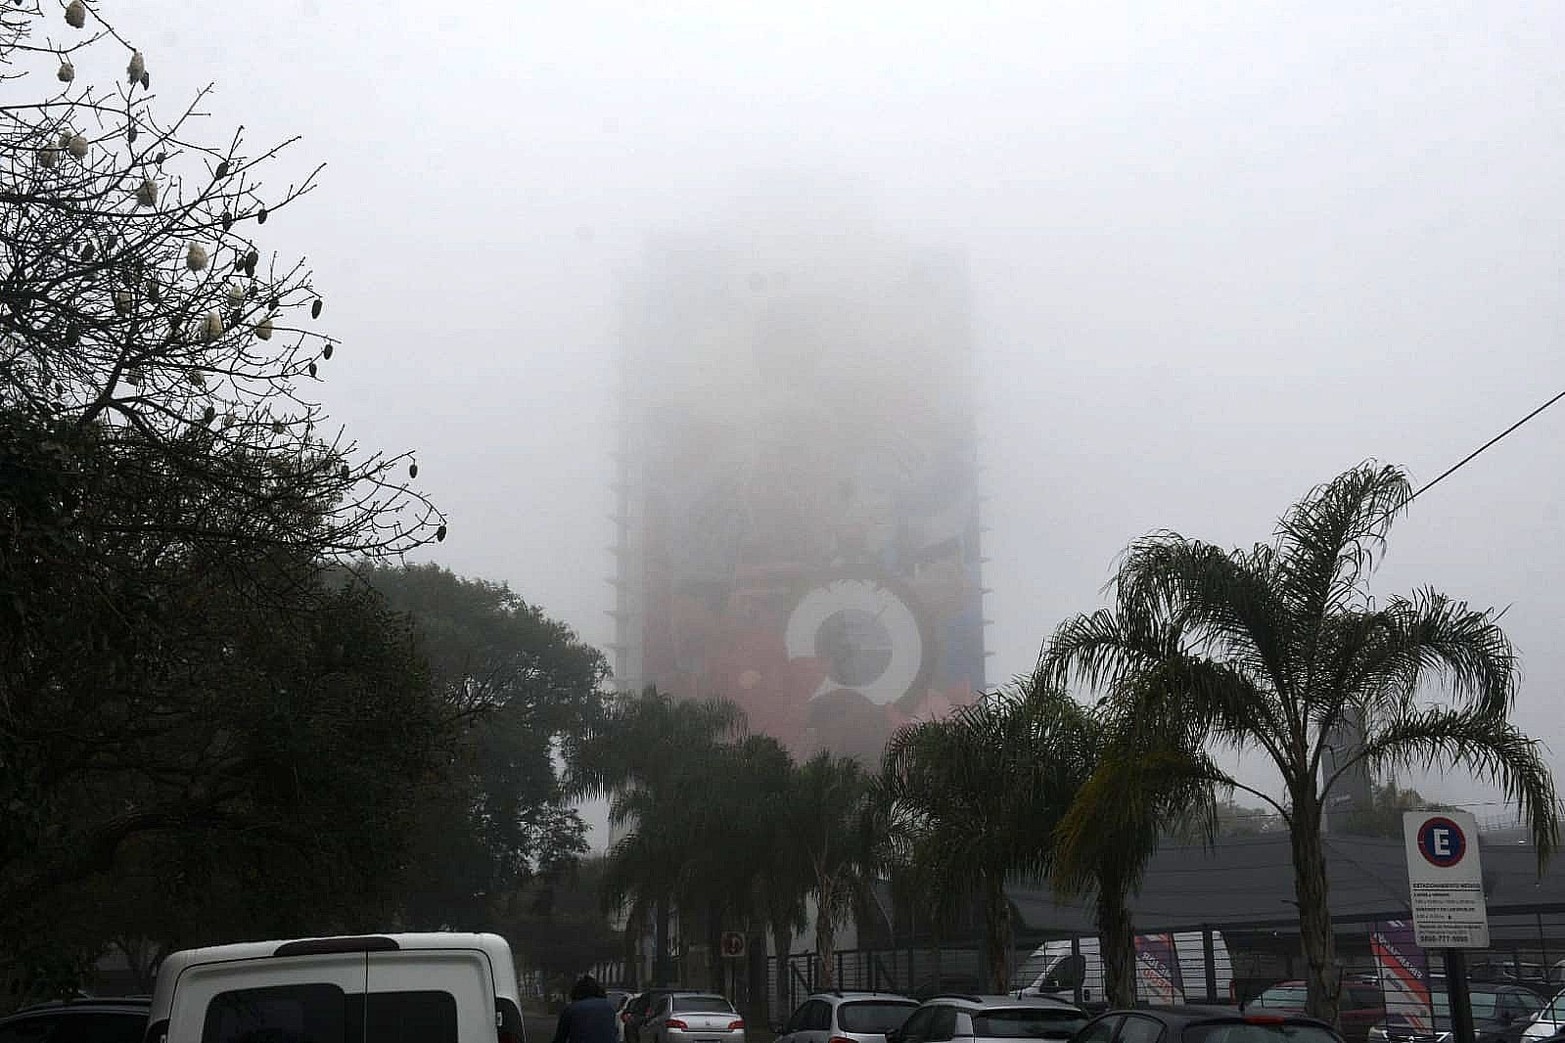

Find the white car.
[{"left": 1522, "top": 989, "right": 1565, "bottom": 1043}]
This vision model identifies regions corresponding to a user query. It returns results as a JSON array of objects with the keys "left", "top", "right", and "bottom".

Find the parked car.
[
  {"left": 911, "top": 979, "right": 991, "bottom": 1003},
  {"left": 146, "top": 933, "right": 524, "bottom": 1043},
  {"left": 891, "top": 994, "right": 1087, "bottom": 1043},
  {"left": 1244, "top": 982, "right": 1384, "bottom": 1043},
  {"left": 624, "top": 990, "right": 685, "bottom": 1043},
  {"left": 1071, "top": 1006, "right": 1345, "bottom": 1043},
  {"left": 1468, "top": 964, "right": 1555, "bottom": 996},
  {"left": 0, "top": 997, "right": 149, "bottom": 1043},
  {"left": 641, "top": 993, "right": 745, "bottom": 1043},
  {"left": 777, "top": 991, "right": 918, "bottom": 1043},
  {"left": 1522, "top": 988, "right": 1565, "bottom": 1042},
  {"left": 1368, "top": 984, "right": 1544, "bottom": 1043}
]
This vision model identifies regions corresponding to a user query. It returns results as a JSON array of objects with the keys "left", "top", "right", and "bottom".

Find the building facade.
[{"left": 610, "top": 221, "right": 986, "bottom": 761}]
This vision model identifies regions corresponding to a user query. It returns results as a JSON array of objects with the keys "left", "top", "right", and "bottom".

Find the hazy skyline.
[{"left": 109, "top": 1, "right": 1565, "bottom": 819}]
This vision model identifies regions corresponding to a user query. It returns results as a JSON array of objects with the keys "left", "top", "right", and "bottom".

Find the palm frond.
[
  {"left": 1368, "top": 589, "right": 1516, "bottom": 716},
  {"left": 1349, "top": 705, "right": 1559, "bottom": 864},
  {"left": 1272, "top": 461, "right": 1410, "bottom": 622}
]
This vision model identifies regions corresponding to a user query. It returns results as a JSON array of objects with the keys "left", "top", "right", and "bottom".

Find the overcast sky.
[{"left": 108, "top": 1, "right": 1565, "bottom": 826}]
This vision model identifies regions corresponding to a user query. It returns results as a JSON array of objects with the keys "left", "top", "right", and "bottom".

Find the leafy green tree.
[
  {"left": 497, "top": 857, "right": 624, "bottom": 984},
  {"left": 1041, "top": 462, "right": 1559, "bottom": 1025},
  {"left": 1, "top": 568, "right": 447, "bottom": 997},
  {"left": 355, "top": 563, "right": 609, "bottom": 928}
]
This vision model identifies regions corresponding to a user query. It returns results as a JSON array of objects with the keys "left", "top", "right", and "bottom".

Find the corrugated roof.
[{"left": 1008, "top": 832, "right": 1565, "bottom": 935}]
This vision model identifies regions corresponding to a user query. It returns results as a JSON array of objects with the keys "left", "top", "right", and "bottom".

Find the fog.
[{"left": 118, "top": 2, "right": 1565, "bottom": 826}]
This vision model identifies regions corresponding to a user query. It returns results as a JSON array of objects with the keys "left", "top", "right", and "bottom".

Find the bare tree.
[{"left": 0, "top": 0, "right": 444, "bottom": 562}]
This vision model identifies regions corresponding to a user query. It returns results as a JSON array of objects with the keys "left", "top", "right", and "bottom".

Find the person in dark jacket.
[{"left": 553, "top": 975, "right": 619, "bottom": 1043}]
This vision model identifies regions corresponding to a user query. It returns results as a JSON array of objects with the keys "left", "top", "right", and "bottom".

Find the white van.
[
  {"left": 146, "top": 933, "right": 525, "bottom": 1043},
  {"left": 1014, "top": 932, "right": 1233, "bottom": 1005}
]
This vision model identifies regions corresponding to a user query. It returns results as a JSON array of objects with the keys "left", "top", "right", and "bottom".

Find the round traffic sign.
[{"left": 1416, "top": 815, "right": 1467, "bottom": 868}]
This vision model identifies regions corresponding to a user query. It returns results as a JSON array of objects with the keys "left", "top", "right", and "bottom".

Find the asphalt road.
[{"left": 523, "top": 1011, "right": 560, "bottom": 1043}]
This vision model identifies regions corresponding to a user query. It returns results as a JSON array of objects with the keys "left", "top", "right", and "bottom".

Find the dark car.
[
  {"left": 1368, "top": 984, "right": 1545, "bottom": 1043},
  {"left": 0, "top": 997, "right": 149, "bottom": 1043},
  {"left": 1072, "top": 1006, "right": 1345, "bottom": 1043},
  {"left": 1245, "top": 983, "right": 1385, "bottom": 1043}
]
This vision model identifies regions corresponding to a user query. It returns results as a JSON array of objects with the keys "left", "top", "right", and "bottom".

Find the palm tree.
[
  {"left": 877, "top": 686, "right": 1090, "bottom": 993},
  {"left": 788, "top": 752, "right": 876, "bottom": 991},
  {"left": 567, "top": 688, "right": 744, "bottom": 985},
  {"left": 1039, "top": 679, "right": 1217, "bottom": 1007},
  {"left": 1040, "top": 462, "right": 1560, "bottom": 1025}
]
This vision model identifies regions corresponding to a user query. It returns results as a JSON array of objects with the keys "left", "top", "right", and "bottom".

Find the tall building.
[{"left": 610, "top": 218, "right": 986, "bottom": 761}]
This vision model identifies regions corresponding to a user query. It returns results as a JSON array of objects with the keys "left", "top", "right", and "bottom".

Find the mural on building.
[{"left": 612, "top": 223, "right": 985, "bottom": 761}]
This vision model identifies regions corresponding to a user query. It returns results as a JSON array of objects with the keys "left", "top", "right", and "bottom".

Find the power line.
[{"left": 1412, "top": 386, "right": 1565, "bottom": 501}]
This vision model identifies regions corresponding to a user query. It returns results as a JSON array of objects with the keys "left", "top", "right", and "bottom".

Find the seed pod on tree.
[
  {"left": 65, "top": 1, "right": 86, "bottom": 28},
  {"left": 186, "top": 243, "right": 209, "bottom": 272}
]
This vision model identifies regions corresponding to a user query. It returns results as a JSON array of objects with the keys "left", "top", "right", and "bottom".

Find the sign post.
[{"left": 1405, "top": 811, "right": 1489, "bottom": 1043}]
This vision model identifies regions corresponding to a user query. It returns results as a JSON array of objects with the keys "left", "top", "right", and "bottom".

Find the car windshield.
[
  {"left": 673, "top": 997, "right": 734, "bottom": 1014},
  {"left": 1186, "top": 1023, "right": 1341, "bottom": 1043},
  {"left": 839, "top": 1003, "right": 918, "bottom": 1034},
  {"left": 970, "top": 1009, "right": 1087, "bottom": 1039}
]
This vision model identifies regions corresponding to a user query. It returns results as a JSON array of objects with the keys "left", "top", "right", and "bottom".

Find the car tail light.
[
  {"left": 728, "top": 1022, "right": 746, "bottom": 1032},
  {"left": 667, "top": 1020, "right": 690, "bottom": 1031},
  {"left": 829, "top": 1036, "right": 854, "bottom": 1043},
  {"left": 622, "top": 1014, "right": 633, "bottom": 1024},
  {"left": 1245, "top": 1016, "right": 1286, "bottom": 1026}
]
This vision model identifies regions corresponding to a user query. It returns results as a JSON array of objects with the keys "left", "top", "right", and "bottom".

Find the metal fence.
[{"left": 765, "top": 910, "right": 1565, "bottom": 1024}]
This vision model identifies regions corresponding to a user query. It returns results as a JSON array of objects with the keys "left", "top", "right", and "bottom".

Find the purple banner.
[
  {"left": 1135, "top": 933, "right": 1186, "bottom": 1004},
  {"left": 1372, "top": 920, "right": 1432, "bottom": 1033}
]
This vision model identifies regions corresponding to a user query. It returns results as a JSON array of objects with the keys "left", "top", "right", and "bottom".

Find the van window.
[
  {"left": 202, "top": 985, "right": 348, "bottom": 1043},
  {"left": 363, "top": 992, "right": 457, "bottom": 1043},
  {"left": 1044, "top": 956, "right": 1086, "bottom": 990}
]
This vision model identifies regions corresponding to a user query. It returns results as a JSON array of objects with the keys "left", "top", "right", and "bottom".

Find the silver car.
[
  {"left": 778, "top": 992, "right": 920, "bottom": 1043},
  {"left": 645, "top": 993, "right": 746, "bottom": 1043},
  {"left": 893, "top": 995, "right": 1088, "bottom": 1043}
]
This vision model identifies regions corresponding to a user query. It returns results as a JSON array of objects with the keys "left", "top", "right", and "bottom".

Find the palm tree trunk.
[
  {"left": 1096, "top": 886, "right": 1137, "bottom": 1007},
  {"left": 1290, "top": 792, "right": 1341, "bottom": 1027},
  {"left": 654, "top": 895, "right": 672, "bottom": 986},
  {"left": 815, "top": 877, "right": 837, "bottom": 990},
  {"left": 983, "top": 873, "right": 1013, "bottom": 993},
  {"left": 772, "top": 919, "right": 794, "bottom": 1026},
  {"left": 708, "top": 899, "right": 725, "bottom": 992}
]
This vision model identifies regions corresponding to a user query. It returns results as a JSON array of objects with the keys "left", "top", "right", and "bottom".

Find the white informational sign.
[{"left": 1404, "top": 810, "right": 1490, "bottom": 948}]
